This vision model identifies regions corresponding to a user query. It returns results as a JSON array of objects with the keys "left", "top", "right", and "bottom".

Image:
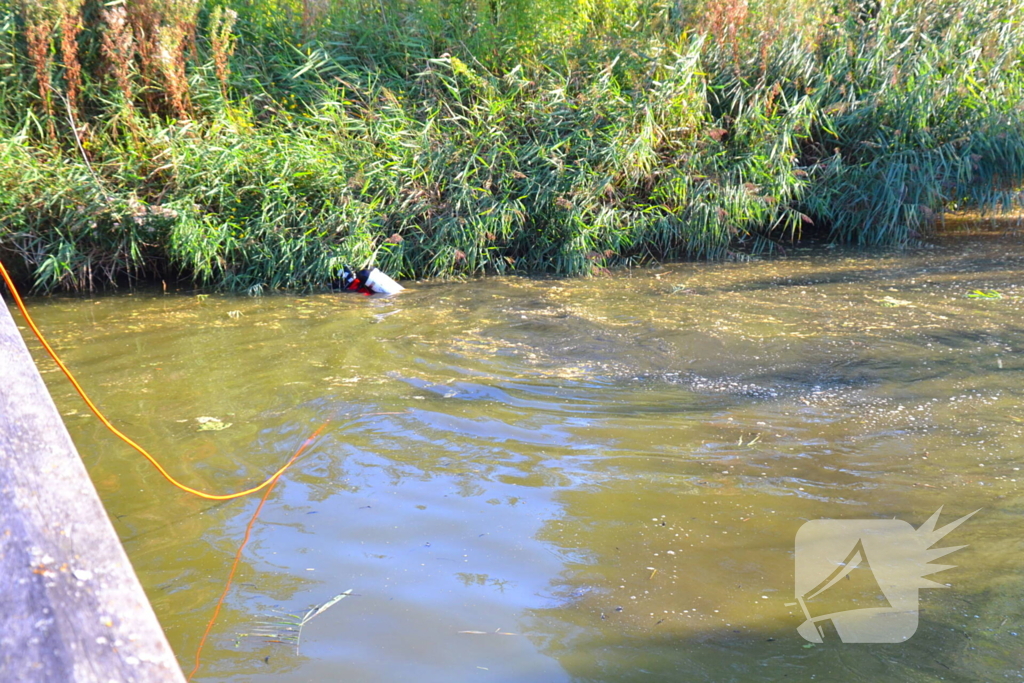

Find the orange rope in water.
[
  {"left": 0, "top": 260, "right": 311, "bottom": 501},
  {"left": 187, "top": 421, "right": 329, "bottom": 681}
]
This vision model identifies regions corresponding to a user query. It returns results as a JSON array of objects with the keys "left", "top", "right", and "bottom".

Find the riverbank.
[{"left": 1, "top": 0, "right": 1023, "bottom": 293}]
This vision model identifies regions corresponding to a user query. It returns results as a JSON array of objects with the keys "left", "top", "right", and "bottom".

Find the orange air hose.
[
  {"left": 187, "top": 419, "right": 329, "bottom": 681},
  {"left": 0, "top": 259, "right": 317, "bottom": 501}
]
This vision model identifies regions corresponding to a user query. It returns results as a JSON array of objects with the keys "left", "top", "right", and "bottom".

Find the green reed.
[{"left": 0, "top": 0, "right": 1021, "bottom": 292}]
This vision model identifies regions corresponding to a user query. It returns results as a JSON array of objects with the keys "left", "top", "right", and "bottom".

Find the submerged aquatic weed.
[{"left": 242, "top": 590, "right": 353, "bottom": 655}]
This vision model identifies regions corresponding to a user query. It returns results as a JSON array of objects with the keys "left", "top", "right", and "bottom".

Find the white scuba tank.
[{"left": 362, "top": 267, "right": 405, "bottom": 295}]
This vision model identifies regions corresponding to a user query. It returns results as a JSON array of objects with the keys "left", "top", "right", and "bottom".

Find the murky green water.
[{"left": 11, "top": 231, "right": 1024, "bottom": 682}]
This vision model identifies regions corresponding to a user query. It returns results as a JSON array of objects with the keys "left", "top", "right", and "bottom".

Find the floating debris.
[
  {"left": 877, "top": 296, "right": 914, "bottom": 307},
  {"left": 196, "top": 416, "right": 232, "bottom": 431}
]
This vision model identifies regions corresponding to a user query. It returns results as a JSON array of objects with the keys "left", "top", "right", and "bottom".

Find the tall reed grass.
[{"left": 0, "top": 0, "right": 1022, "bottom": 292}]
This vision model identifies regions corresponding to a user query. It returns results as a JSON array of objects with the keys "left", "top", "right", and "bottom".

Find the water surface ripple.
[{"left": 15, "top": 232, "right": 1024, "bottom": 682}]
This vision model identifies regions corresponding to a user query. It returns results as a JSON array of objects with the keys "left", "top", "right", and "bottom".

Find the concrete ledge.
[{"left": 0, "top": 300, "right": 185, "bottom": 682}]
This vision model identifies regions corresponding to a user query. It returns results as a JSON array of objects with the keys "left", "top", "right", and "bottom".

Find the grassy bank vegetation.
[{"left": 1, "top": 0, "right": 1022, "bottom": 292}]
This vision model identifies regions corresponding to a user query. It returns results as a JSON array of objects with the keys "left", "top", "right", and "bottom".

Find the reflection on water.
[{"left": 12, "top": 231, "right": 1024, "bottom": 682}]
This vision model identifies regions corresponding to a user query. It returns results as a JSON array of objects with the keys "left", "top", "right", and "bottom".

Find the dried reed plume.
[
  {"left": 101, "top": 6, "right": 136, "bottom": 110},
  {"left": 302, "top": 0, "right": 330, "bottom": 33},
  {"left": 157, "top": 0, "right": 200, "bottom": 118},
  {"left": 156, "top": 23, "right": 190, "bottom": 117},
  {"left": 125, "top": 0, "right": 198, "bottom": 117},
  {"left": 126, "top": 0, "right": 159, "bottom": 104},
  {"left": 59, "top": 0, "right": 84, "bottom": 116},
  {"left": 209, "top": 6, "right": 238, "bottom": 98},
  {"left": 22, "top": 1, "right": 55, "bottom": 136},
  {"left": 701, "top": 0, "right": 749, "bottom": 67}
]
